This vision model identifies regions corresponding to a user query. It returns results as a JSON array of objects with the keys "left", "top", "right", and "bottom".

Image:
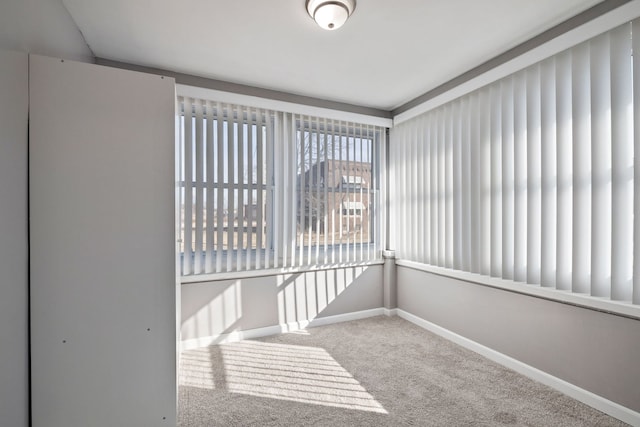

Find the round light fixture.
[{"left": 306, "top": 0, "right": 356, "bottom": 31}]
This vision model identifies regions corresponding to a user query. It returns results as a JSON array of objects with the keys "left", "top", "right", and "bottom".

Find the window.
[
  {"left": 341, "top": 175, "right": 364, "bottom": 190},
  {"left": 391, "top": 20, "right": 640, "bottom": 306},
  {"left": 178, "top": 98, "right": 385, "bottom": 276},
  {"left": 178, "top": 100, "right": 269, "bottom": 276},
  {"left": 342, "top": 201, "right": 365, "bottom": 216}
]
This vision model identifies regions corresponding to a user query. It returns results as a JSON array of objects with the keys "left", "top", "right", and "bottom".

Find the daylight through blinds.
[
  {"left": 390, "top": 21, "right": 640, "bottom": 305},
  {"left": 178, "top": 99, "right": 385, "bottom": 276}
]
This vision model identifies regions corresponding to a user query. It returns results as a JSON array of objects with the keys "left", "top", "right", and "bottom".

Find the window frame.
[{"left": 177, "top": 98, "right": 388, "bottom": 279}]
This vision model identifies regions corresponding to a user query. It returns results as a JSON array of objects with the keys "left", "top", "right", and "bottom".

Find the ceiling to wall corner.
[{"left": 63, "top": 0, "right": 605, "bottom": 110}]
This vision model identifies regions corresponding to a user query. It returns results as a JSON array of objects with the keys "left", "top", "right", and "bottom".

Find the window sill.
[
  {"left": 181, "top": 259, "right": 384, "bottom": 284},
  {"left": 395, "top": 259, "right": 640, "bottom": 321}
]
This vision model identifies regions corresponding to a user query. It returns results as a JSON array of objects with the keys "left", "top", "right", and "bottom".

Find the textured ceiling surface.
[{"left": 64, "top": 0, "right": 603, "bottom": 110}]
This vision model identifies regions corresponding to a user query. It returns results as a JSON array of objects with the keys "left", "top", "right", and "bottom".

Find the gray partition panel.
[
  {"left": 0, "top": 49, "right": 29, "bottom": 427},
  {"left": 29, "top": 55, "right": 177, "bottom": 427}
]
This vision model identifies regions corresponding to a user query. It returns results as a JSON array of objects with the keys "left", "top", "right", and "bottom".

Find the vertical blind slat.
[
  {"left": 445, "top": 105, "right": 454, "bottom": 269},
  {"left": 460, "top": 98, "right": 471, "bottom": 271},
  {"left": 540, "top": 58, "right": 558, "bottom": 288},
  {"left": 555, "top": 51, "right": 573, "bottom": 291},
  {"left": 513, "top": 72, "right": 528, "bottom": 283},
  {"left": 418, "top": 115, "right": 426, "bottom": 263},
  {"left": 408, "top": 117, "right": 413, "bottom": 260},
  {"left": 572, "top": 42, "right": 592, "bottom": 294},
  {"left": 501, "top": 78, "right": 515, "bottom": 281},
  {"left": 388, "top": 126, "right": 395, "bottom": 256},
  {"left": 246, "top": 108, "right": 254, "bottom": 271},
  {"left": 346, "top": 120, "right": 353, "bottom": 263},
  {"left": 272, "top": 113, "right": 282, "bottom": 268},
  {"left": 275, "top": 113, "right": 283, "bottom": 268},
  {"left": 633, "top": 20, "right": 640, "bottom": 305},
  {"left": 324, "top": 118, "right": 330, "bottom": 264},
  {"left": 279, "top": 113, "right": 287, "bottom": 268},
  {"left": 526, "top": 66, "right": 542, "bottom": 285},
  {"left": 290, "top": 114, "right": 298, "bottom": 268},
  {"left": 215, "top": 102, "right": 224, "bottom": 273},
  {"left": 205, "top": 101, "right": 215, "bottom": 273},
  {"left": 400, "top": 122, "right": 406, "bottom": 259},
  {"left": 479, "top": 90, "right": 491, "bottom": 276},
  {"left": 264, "top": 109, "right": 271, "bottom": 269},
  {"left": 410, "top": 117, "right": 417, "bottom": 260},
  {"left": 284, "top": 113, "right": 291, "bottom": 268},
  {"left": 183, "top": 97, "right": 193, "bottom": 276},
  {"left": 453, "top": 101, "right": 463, "bottom": 271},
  {"left": 283, "top": 113, "right": 291, "bottom": 267},
  {"left": 410, "top": 120, "right": 417, "bottom": 261},
  {"left": 423, "top": 115, "right": 432, "bottom": 264},
  {"left": 178, "top": 98, "right": 185, "bottom": 274},
  {"left": 379, "top": 126, "right": 385, "bottom": 258},
  {"left": 237, "top": 106, "right": 245, "bottom": 272},
  {"left": 331, "top": 120, "right": 338, "bottom": 263},
  {"left": 256, "top": 109, "right": 265, "bottom": 269},
  {"left": 470, "top": 94, "right": 481, "bottom": 274},
  {"left": 338, "top": 121, "right": 345, "bottom": 263},
  {"left": 368, "top": 125, "right": 373, "bottom": 260},
  {"left": 273, "top": 113, "right": 280, "bottom": 267},
  {"left": 309, "top": 119, "right": 315, "bottom": 264},
  {"left": 490, "top": 84, "right": 503, "bottom": 278},
  {"left": 369, "top": 124, "right": 374, "bottom": 261},
  {"left": 226, "top": 104, "right": 236, "bottom": 273},
  {"left": 359, "top": 122, "right": 365, "bottom": 262},
  {"left": 430, "top": 113, "right": 438, "bottom": 265},
  {"left": 438, "top": 109, "right": 446, "bottom": 267},
  {"left": 316, "top": 116, "right": 323, "bottom": 265},
  {"left": 307, "top": 117, "right": 313, "bottom": 266},
  {"left": 292, "top": 116, "right": 304, "bottom": 265},
  {"left": 406, "top": 122, "right": 413, "bottom": 260},
  {"left": 610, "top": 23, "right": 633, "bottom": 301},
  {"left": 590, "top": 33, "right": 612, "bottom": 298}
]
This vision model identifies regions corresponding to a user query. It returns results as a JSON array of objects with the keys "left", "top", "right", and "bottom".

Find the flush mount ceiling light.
[{"left": 306, "top": 0, "right": 356, "bottom": 31}]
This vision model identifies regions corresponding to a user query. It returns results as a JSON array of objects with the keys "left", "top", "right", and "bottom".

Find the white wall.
[
  {"left": 181, "top": 265, "right": 384, "bottom": 346},
  {"left": 397, "top": 266, "right": 640, "bottom": 413},
  {"left": 29, "top": 55, "right": 177, "bottom": 427},
  {"left": 0, "top": 49, "right": 29, "bottom": 427},
  {"left": 0, "top": 0, "right": 92, "bottom": 62}
]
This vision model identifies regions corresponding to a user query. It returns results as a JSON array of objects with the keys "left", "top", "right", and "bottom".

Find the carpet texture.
[{"left": 179, "top": 316, "right": 627, "bottom": 426}]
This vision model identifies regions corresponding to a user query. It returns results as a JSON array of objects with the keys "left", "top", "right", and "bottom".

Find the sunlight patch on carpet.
[{"left": 180, "top": 340, "right": 387, "bottom": 414}]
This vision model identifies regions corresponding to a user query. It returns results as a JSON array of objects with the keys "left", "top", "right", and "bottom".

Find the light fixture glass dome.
[
  {"left": 314, "top": 4, "right": 349, "bottom": 30},
  {"left": 306, "top": 0, "right": 356, "bottom": 31}
]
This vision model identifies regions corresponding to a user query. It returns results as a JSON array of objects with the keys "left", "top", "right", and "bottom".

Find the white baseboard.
[
  {"left": 180, "top": 307, "right": 387, "bottom": 351},
  {"left": 304, "top": 307, "right": 387, "bottom": 328},
  {"left": 396, "top": 309, "right": 640, "bottom": 427},
  {"left": 383, "top": 308, "right": 398, "bottom": 317}
]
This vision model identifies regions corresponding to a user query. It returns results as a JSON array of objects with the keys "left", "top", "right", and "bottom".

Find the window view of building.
[{"left": 297, "top": 159, "right": 372, "bottom": 247}]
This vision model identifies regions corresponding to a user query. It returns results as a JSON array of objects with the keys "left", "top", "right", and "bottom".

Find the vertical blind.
[
  {"left": 390, "top": 21, "right": 640, "bottom": 305},
  {"left": 178, "top": 98, "right": 385, "bottom": 276}
]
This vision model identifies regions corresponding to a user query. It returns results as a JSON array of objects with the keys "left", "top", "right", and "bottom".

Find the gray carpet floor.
[{"left": 179, "top": 316, "right": 627, "bottom": 426}]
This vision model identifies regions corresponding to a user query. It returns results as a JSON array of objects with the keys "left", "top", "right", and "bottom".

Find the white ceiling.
[{"left": 63, "top": 0, "right": 603, "bottom": 111}]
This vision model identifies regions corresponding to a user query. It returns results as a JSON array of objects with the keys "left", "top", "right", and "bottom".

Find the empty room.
[{"left": 1, "top": 0, "right": 640, "bottom": 426}]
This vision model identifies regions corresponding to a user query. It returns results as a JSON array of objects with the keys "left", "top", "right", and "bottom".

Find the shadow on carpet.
[{"left": 179, "top": 316, "right": 628, "bottom": 427}]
